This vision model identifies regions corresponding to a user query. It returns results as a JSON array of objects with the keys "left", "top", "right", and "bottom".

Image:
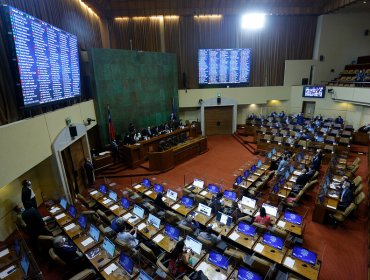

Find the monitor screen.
[
  {"left": 142, "top": 178, "right": 151, "bottom": 187},
  {"left": 303, "top": 86, "right": 326, "bottom": 98},
  {"left": 14, "top": 239, "right": 21, "bottom": 256},
  {"left": 208, "top": 251, "right": 229, "bottom": 270},
  {"left": 290, "top": 165, "right": 294, "bottom": 173},
  {"left": 147, "top": 214, "right": 161, "bottom": 229},
  {"left": 166, "top": 189, "right": 178, "bottom": 201},
  {"left": 197, "top": 203, "right": 212, "bottom": 217},
  {"left": 284, "top": 211, "right": 303, "bottom": 225},
  {"left": 89, "top": 224, "right": 100, "bottom": 242},
  {"left": 119, "top": 253, "right": 134, "bottom": 275},
  {"left": 251, "top": 165, "right": 256, "bottom": 172},
  {"left": 109, "top": 191, "right": 118, "bottom": 202},
  {"left": 60, "top": 198, "right": 67, "bottom": 210},
  {"left": 223, "top": 190, "right": 237, "bottom": 201},
  {"left": 262, "top": 203, "right": 278, "bottom": 217},
  {"left": 68, "top": 205, "right": 77, "bottom": 218},
  {"left": 285, "top": 171, "right": 290, "bottom": 180},
  {"left": 198, "top": 48, "right": 251, "bottom": 85},
  {"left": 164, "top": 225, "right": 180, "bottom": 241},
  {"left": 279, "top": 178, "right": 285, "bottom": 185},
  {"left": 153, "top": 184, "right": 164, "bottom": 193},
  {"left": 193, "top": 178, "right": 204, "bottom": 189},
  {"left": 208, "top": 184, "right": 220, "bottom": 194},
  {"left": 121, "top": 198, "right": 130, "bottom": 209},
  {"left": 235, "top": 175, "right": 243, "bottom": 185},
  {"left": 138, "top": 270, "right": 153, "bottom": 280},
  {"left": 272, "top": 184, "right": 279, "bottom": 194},
  {"left": 292, "top": 246, "right": 317, "bottom": 265},
  {"left": 185, "top": 235, "right": 202, "bottom": 255},
  {"left": 244, "top": 170, "right": 250, "bottom": 178},
  {"left": 133, "top": 204, "right": 145, "bottom": 219},
  {"left": 21, "top": 254, "right": 30, "bottom": 276},
  {"left": 237, "top": 222, "right": 257, "bottom": 237},
  {"left": 267, "top": 152, "right": 272, "bottom": 159},
  {"left": 241, "top": 196, "right": 256, "bottom": 209},
  {"left": 99, "top": 185, "right": 107, "bottom": 194},
  {"left": 78, "top": 215, "right": 87, "bottom": 229},
  {"left": 216, "top": 212, "right": 232, "bottom": 226},
  {"left": 237, "top": 267, "right": 263, "bottom": 280},
  {"left": 0, "top": 5, "right": 81, "bottom": 108},
  {"left": 262, "top": 233, "right": 284, "bottom": 250},
  {"left": 181, "top": 196, "right": 194, "bottom": 208},
  {"left": 257, "top": 160, "right": 262, "bottom": 167},
  {"left": 272, "top": 148, "right": 276, "bottom": 155},
  {"left": 102, "top": 237, "right": 115, "bottom": 258}
]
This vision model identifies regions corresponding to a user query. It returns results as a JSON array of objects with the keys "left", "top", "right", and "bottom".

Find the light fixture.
[{"left": 241, "top": 13, "right": 266, "bottom": 30}]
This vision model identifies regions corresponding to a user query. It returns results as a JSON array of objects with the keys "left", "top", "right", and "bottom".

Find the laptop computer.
[
  {"left": 244, "top": 170, "right": 250, "bottom": 178},
  {"left": 208, "top": 251, "right": 228, "bottom": 271},
  {"left": 60, "top": 197, "right": 67, "bottom": 210},
  {"left": 138, "top": 269, "right": 153, "bottom": 280},
  {"left": 237, "top": 222, "right": 257, "bottom": 237},
  {"left": 166, "top": 189, "right": 178, "bottom": 201},
  {"left": 241, "top": 196, "right": 256, "bottom": 209},
  {"left": 185, "top": 235, "right": 202, "bottom": 255},
  {"left": 89, "top": 224, "right": 100, "bottom": 242},
  {"left": 289, "top": 165, "right": 294, "bottom": 173},
  {"left": 133, "top": 204, "right": 145, "bottom": 219},
  {"left": 147, "top": 213, "right": 161, "bottom": 229},
  {"left": 251, "top": 165, "right": 257, "bottom": 172},
  {"left": 197, "top": 203, "right": 212, "bottom": 217},
  {"left": 267, "top": 152, "right": 272, "bottom": 159},
  {"left": 262, "top": 233, "right": 284, "bottom": 250},
  {"left": 119, "top": 253, "right": 134, "bottom": 275},
  {"left": 121, "top": 197, "right": 130, "bottom": 209},
  {"left": 109, "top": 191, "right": 118, "bottom": 202},
  {"left": 216, "top": 212, "right": 232, "bottom": 226},
  {"left": 68, "top": 205, "right": 77, "bottom": 218},
  {"left": 102, "top": 237, "right": 115, "bottom": 258},
  {"left": 272, "top": 148, "right": 276, "bottom": 155},
  {"left": 279, "top": 178, "right": 285, "bottom": 186},
  {"left": 235, "top": 175, "right": 243, "bottom": 185},
  {"left": 207, "top": 184, "right": 220, "bottom": 194},
  {"left": 261, "top": 203, "right": 278, "bottom": 218},
  {"left": 292, "top": 245, "right": 317, "bottom": 265},
  {"left": 223, "top": 190, "right": 237, "bottom": 201},
  {"left": 285, "top": 171, "right": 290, "bottom": 180},
  {"left": 181, "top": 196, "right": 194, "bottom": 208},
  {"left": 78, "top": 215, "right": 87, "bottom": 230},
  {"left": 284, "top": 211, "right": 303, "bottom": 225},
  {"left": 272, "top": 184, "right": 279, "bottom": 194},
  {"left": 99, "top": 185, "right": 107, "bottom": 194},
  {"left": 153, "top": 184, "right": 164, "bottom": 193},
  {"left": 238, "top": 267, "right": 263, "bottom": 280},
  {"left": 193, "top": 178, "right": 204, "bottom": 189},
  {"left": 164, "top": 225, "right": 180, "bottom": 241},
  {"left": 257, "top": 160, "right": 262, "bottom": 167},
  {"left": 20, "top": 254, "right": 30, "bottom": 276},
  {"left": 142, "top": 178, "right": 151, "bottom": 187}
]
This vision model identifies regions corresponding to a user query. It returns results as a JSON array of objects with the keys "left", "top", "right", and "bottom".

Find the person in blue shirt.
[
  {"left": 110, "top": 216, "right": 126, "bottom": 233},
  {"left": 335, "top": 116, "right": 344, "bottom": 125},
  {"left": 296, "top": 113, "right": 305, "bottom": 125}
]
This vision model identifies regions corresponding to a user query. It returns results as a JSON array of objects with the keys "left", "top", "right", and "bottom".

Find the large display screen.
[
  {"left": 303, "top": 86, "right": 325, "bottom": 98},
  {"left": 1, "top": 5, "right": 81, "bottom": 108},
  {"left": 198, "top": 48, "right": 251, "bottom": 85}
]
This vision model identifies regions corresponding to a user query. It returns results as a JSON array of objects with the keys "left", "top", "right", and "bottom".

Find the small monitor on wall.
[{"left": 303, "top": 86, "right": 326, "bottom": 98}]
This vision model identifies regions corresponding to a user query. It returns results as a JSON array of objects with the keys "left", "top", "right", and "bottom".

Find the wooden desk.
[
  {"left": 92, "top": 153, "right": 113, "bottom": 171},
  {"left": 185, "top": 184, "right": 203, "bottom": 194},
  {"left": 108, "top": 204, "right": 131, "bottom": 217},
  {"left": 276, "top": 219, "right": 303, "bottom": 236},
  {"left": 193, "top": 212, "right": 214, "bottom": 226},
  {"left": 282, "top": 250, "right": 321, "bottom": 280},
  {"left": 143, "top": 190, "right": 159, "bottom": 200},
  {"left": 151, "top": 232, "right": 178, "bottom": 253},
  {"left": 247, "top": 174, "right": 260, "bottom": 183},
  {"left": 86, "top": 246, "right": 119, "bottom": 271},
  {"left": 161, "top": 196, "right": 177, "bottom": 207},
  {"left": 198, "top": 190, "right": 215, "bottom": 200},
  {"left": 89, "top": 190, "right": 104, "bottom": 200},
  {"left": 54, "top": 212, "right": 74, "bottom": 227},
  {"left": 74, "top": 234, "right": 102, "bottom": 254},
  {"left": 0, "top": 262, "right": 26, "bottom": 280},
  {"left": 132, "top": 184, "right": 151, "bottom": 194},
  {"left": 101, "top": 261, "right": 140, "bottom": 280},
  {"left": 222, "top": 198, "right": 234, "bottom": 208},
  {"left": 0, "top": 248, "right": 18, "bottom": 270},
  {"left": 236, "top": 180, "right": 253, "bottom": 190},
  {"left": 49, "top": 205, "right": 63, "bottom": 216},
  {"left": 121, "top": 212, "right": 144, "bottom": 227},
  {"left": 137, "top": 221, "right": 164, "bottom": 239},
  {"left": 238, "top": 203, "right": 257, "bottom": 216},
  {"left": 253, "top": 237, "right": 287, "bottom": 264},
  {"left": 98, "top": 197, "right": 115, "bottom": 208},
  {"left": 195, "top": 258, "right": 234, "bottom": 280},
  {"left": 227, "top": 226, "right": 259, "bottom": 250},
  {"left": 208, "top": 217, "right": 235, "bottom": 237},
  {"left": 171, "top": 203, "right": 195, "bottom": 216},
  {"left": 62, "top": 222, "right": 83, "bottom": 239}
]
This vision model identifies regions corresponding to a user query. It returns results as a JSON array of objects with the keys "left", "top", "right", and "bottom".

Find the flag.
[{"left": 107, "top": 105, "right": 115, "bottom": 142}]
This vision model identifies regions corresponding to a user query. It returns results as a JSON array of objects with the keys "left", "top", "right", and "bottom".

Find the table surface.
[{"left": 282, "top": 250, "right": 321, "bottom": 280}]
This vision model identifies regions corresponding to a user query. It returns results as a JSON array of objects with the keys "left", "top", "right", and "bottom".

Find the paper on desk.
[
  {"left": 138, "top": 223, "right": 146, "bottom": 231},
  {"left": 284, "top": 257, "right": 295, "bottom": 268},
  {"left": 90, "top": 190, "right": 98, "bottom": 195},
  {"left": 278, "top": 194, "right": 286, "bottom": 198},
  {"left": 277, "top": 221, "right": 286, "bottom": 228},
  {"left": 293, "top": 171, "right": 302, "bottom": 176},
  {"left": 289, "top": 177, "right": 297, "bottom": 182},
  {"left": 128, "top": 216, "right": 138, "bottom": 223},
  {"left": 229, "top": 232, "right": 240, "bottom": 241},
  {"left": 64, "top": 223, "right": 76, "bottom": 231},
  {"left": 146, "top": 191, "right": 153, "bottom": 195},
  {"left": 123, "top": 213, "right": 132, "bottom": 220},
  {"left": 200, "top": 191, "right": 207, "bottom": 196},
  {"left": 197, "top": 262, "right": 226, "bottom": 280},
  {"left": 103, "top": 198, "right": 112, "bottom": 205},
  {"left": 109, "top": 182, "right": 117, "bottom": 187},
  {"left": 211, "top": 223, "right": 217, "bottom": 229},
  {"left": 162, "top": 197, "right": 167, "bottom": 202},
  {"left": 81, "top": 237, "right": 94, "bottom": 247},
  {"left": 327, "top": 205, "right": 336, "bottom": 209},
  {"left": 172, "top": 204, "right": 180, "bottom": 210},
  {"left": 0, "top": 249, "right": 9, "bottom": 258},
  {"left": 110, "top": 205, "right": 119, "bottom": 211},
  {"left": 153, "top": 234, "right": 164, "bottom": 243},
  {"left": 0, "top": 265, "right": 16, "bottom": 279},
  {"left": 55, "top": 213, "right": 66, "bottom": 220},
  {"left": 134, "top": 185, "right": 141, "bottom": 189},
  {"left": 50, "top": 207, "right": 60, "bottom": 214},
  {"left": 104, "top": 263, "right": 118, "bottom": 275},
  {"left": 254, "top": 243, "right": 264, "bottom": 253}
]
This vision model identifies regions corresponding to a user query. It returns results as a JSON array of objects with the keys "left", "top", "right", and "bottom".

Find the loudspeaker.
[
  {"left": 217, "top": 97, "right": 221, "bottom": 104},
  {"left": 302, "top": 78, "right": 309, "bottom": 85},
  {"left": 319, "top": 55, "right": 324, "bottom": 61},
  {"left": 365, "top": 29, "right": 369, "bottom": 36},
  {"left": 69, "top": 126, "right": 77, "bottom": 138}
]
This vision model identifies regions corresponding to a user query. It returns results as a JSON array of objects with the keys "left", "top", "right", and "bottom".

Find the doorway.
[
  {"left": 204, "top": 106, "right": 233, "bottom": 135},
  {"left": 302, "top": 101, "right": 316, "bottom": 118}
]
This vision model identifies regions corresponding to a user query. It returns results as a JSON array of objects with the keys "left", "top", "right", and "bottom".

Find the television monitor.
[
  {"left": 272, "top": 148, "right": 276, "bottom": 155},
  {"left": 257, "top": 160, "right": 262, "bottom": 167},
  {"left": 251, "top": 165, "right": 257, "bottom": 172},
  {"left": 208, "top": 251, "right": 229, "bottom": 271},
  {"left": 292, "top": 246, "right": 317, "bottom": 265},
  {"left": 142, "top": 178, "right": 151, "bottom": 187},
  {"left": 198, "top": 48, "right": 251, "bottom": 85},
  {"left": 99, "top": 185, "right": 107, "bottom": 194},
  {"left": 290, "top": 165, "right": 294, "bottom": 173},
  {"left": 262, "top": 233, "right": 284, "bottom": 250},
  {"left": 237, "top": 222, "right": 257, "bottom": 237},
  {"left": 133, "top": 204, "right": 144, "bottom": 219},
  {"left": 121, "top": 198, "right": 130, "bottom": 209},
  {"left": 14, "top": 239, "right": 21, "bottom": 256},
  {"left": 119, "top": 253, "right": 134, "bottom": 275},
  {"left": 166, "top": 189, "right": 178, "bottom": 201},
  {"left": 216, "top": 212, "right": 232, "bottom": 226},
  {"left": 267, "top": 152, "right": 272, "bottom": 159},
  {"left": 207, "top": 184, "right": 220, "bottom": 194},
  {"left": 0, "top": 5, "right": 81, "bottom": 108},
  {"left": 102, "top": 237, "right": 115, "bottom": 258},
  {"left": 272, "top": 184, "right": 279, "bottom": 194},
  {"left": 244, "top": 170, "right": 250, "bottom": 178},
  {"left": 284, "top": 211, "right": 303, "bottom": 225},
  {"left": 223, "top": 190, "right": 237, "bottom": 201},
  {"left": 261, "top": 203, "right": 278, "bottom": 217},
  {"left": 153, "top": 184, "right": 164, "bottom": 193},
  {"left": 109, "top": 191, "right": 118, "bottom": 202},
  {"left": 241, "top": 196, "right": 256, "bottom": 209},
  {"left": 147, "top": 214, "right": 161, "bottom": 229},
  {"left": 89, "top": 224, "right": 100, "bottom": 242},
  {"left": 303, "top": 86, "right": 326, "bottom": 98},
  {"left": 185, "top": 235, "right": 202, "bottom": 255},
  {"left": 20, "top": 254, "right": 30, "bottom": 276},
  {"left": 164, "top": 225, "right": 180, "bottom": 241},
  {"left": 78, "top": 215, "right": 87, "bottom": 229},
  {"left": 235, "top": 175, "right": 243, "bottom": 185},
  {"left": 60, "top": 198, "right": 67, "bottom": 210},
  {"left": 138, "top": 270, "right": 153, "bottom": 280},
  {"left": 197, "top": 203, "right": 212, "bottom": 216},
  {"left": 279, "top": 178, "right": 285, "bottom": 185},
  {"left": 193, "top": 178, "right": 204, "bottom": 189},
  {"left": 181, "top": 196, "right": 194, "bottom": 208},
  {"left": 238, "top": 267, "right": 263, "bottom": 280},
  {"left": 68, "top": 205, "right": 77, "bottom": 218}
]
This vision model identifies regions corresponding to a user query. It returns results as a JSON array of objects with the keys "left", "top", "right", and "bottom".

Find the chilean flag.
[{"left": 107, "top": 105, "right": 115, "bottom": 142}]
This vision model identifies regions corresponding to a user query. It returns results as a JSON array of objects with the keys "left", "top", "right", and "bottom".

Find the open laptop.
[
  {"left": 272, "top": 148, "right": 277, "bottom": 155},
  {"left": 292, "top": 245, "right": 317, "bottom": 265},
  {"left": 102, "top": 237, "right": 115, "bottom": 258},
  {"left": 289, "top": 165, "right": 294, "bottom": 173},
  {"left": 138, "top": 269, "right": 153, "bottom": 280},
  {"left": 251, "top": 165, "right": 257, "bottom": 173},
  {"left": 238, "top": 267, "right": 263, "bottom": 280},
  {"left": 99, "top": 185, "right": 107, "bottom": 194},
  {"left": 78, "top": 215, "right": 87, "bottom": 230},
  {"left": 244, "top": 170, "right": 250, "bottom": 178},
  {"left": 257, "top": 160, "right": 262, "bottom": 168},
  {"left": 193, "top": 178, "right": 204, "bottom": 189},
  {"left": 89, "top": 224, "right": 100, "bottom": 242},
  {"left": 216, "top": 212, "right": 232, "bottom": 226},
  {"left": 207, "top": 184, "right": 220, "bottom": 194},
  {"left": 108, "top": 190, "right": 118, "bottom": 202},
  {"left": 153, "top": 184, "right": 164, "bottom": 193},
  {"left": 285, "top": 171, "right": 290, "bottom": 180},
  {"left": 237, "top": 222, "right": 257, "bottom": 237},
  {"left": 20, "top": 254, "right": 30, "bottom": 277},
  {"left": 164, "top": 225, "right": 180, "bottom": 241},
  {"left": 208, "top": 251, "right": 228, "bottom": 271},
  {"left": 284, "top": 211, "right": 303, "bottom": 225},
  {"left": 133, "top": 204, "right": 145, "bottom": 219},
  {"left": 119, "top": 253, "right": 134, "bottom": 276},
  {"left": 261, "top": 203, "right": 278, "bottom": 218},
  {"left": 166, "top": 189, "right": 178, "bottom": 201},
  {"left": 121, "top": 197, "right": 130, "bottom": 210},
  {"left": 235, "top": 175, "right": 243, "bottom": 185},
  {"left": 181, "top": 196, "right": 194, "bottom": 208},
  {"left": 261, "top": 233, "right": 284, "bottom": 250},
  {"left": 60, "top": 197, "right": 68, "bottom": 210},
  {"left": 142, "top": 178, "right": 151, "bottom": 187},
  {"left": 272, "top": 184, "right": 279, "bottom": 194},
  {"left": 185, "top": 235, "right": 202, "bottom": 255},
  {"left": 197, "top": 203, "right": 212, "bottom": 217},
  {"left": 68, "top": 205, "right": 77, "bottom": 218},
  {"left": 147, "top": 213, "right": 161, "bottom": 229},
  {"left": 223, "top": 190, "right": 237, "bottom": 201},
  {"left": 241, "top": 196, "right": 256, "bottom": 209}
]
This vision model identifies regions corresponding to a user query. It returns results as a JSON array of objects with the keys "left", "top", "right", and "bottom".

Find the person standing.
[
  {"left": 21, "top": 179, "right": 37, "bottom": 210},
  {"left": 22, "top": 207, "right": 51, "bottom": 246},
  {"left": 111, "top": 139, "right": 120, "bottom": 162},
  {"left": 83, "top": 158, "right": 94, "bottom": 187}
]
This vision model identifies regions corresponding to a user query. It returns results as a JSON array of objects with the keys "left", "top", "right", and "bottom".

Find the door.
[
  {"left": 302, "top": 101, "right": 315, "bottom": 118},
  {"left": 204, "top": 106, "right": 233, "bottom": 135}
]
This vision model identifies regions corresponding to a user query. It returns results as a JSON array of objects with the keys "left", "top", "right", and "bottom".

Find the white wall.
[{"left": 284, "top": 60, "right": 316, "bottom": 86}]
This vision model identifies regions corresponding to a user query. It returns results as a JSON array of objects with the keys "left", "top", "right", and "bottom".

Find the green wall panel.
[{"left": 90, "top": 49, "right": 178, "bottom": 145}]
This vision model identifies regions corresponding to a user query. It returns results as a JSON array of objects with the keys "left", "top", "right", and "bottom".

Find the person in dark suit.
[
  {"left": 335, "top": 116, "right": 344, "bottom": 125},
  {"left": 21, "top": 180, "right": 37, "bottom": 210},
  {"left": 338, "top": 182, "right": 353, "bottom": 211},
  {"left": 83, "top": 158, "right": 94, "bottom": 186},
  {"left": 296, "top": 112, "right": 305, "bottom": 125},
  {"left": 153, "top": 193, "right": 168, "bottom": 211},
  {"left": 22, "top": 207, "right": 51, "bottom": 245},
  {"left": 295, "top": 169, "right": 310, "bottom": 186},
  {"left": 312, "top": 149, "right": 323, "bottom": 171}
]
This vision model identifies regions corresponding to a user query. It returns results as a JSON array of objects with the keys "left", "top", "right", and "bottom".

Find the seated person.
[
  {"left": 276, "top": 156, "right": 290, "bottom": 176},
  {"left": 116, "top": 226, "right": 139, "bottom": 250},
  {"left": 254, "top": 207, "right": 271, "bottom": 227},
  {"left": 335, "top": 116, "right": 344, "bottom": 125},
  {"left": 342, "top": 176, "right": 355, "bottom": 191},
  {"left": 22, "top": 206, "right": 52, "bottom": 245},
  {"left": 167, "top": 241, "right": 191, "bottom": 277},
  {"left": 53, "top": 235, "right": 84, "bottom": 264},
  {"left": 110, "top": 217, "right": 126, "bottom": 233},
  {"left": 306, "top": 165, "right": 316, "bottom": 180},
  {"left": 177, "top": 216, "right": 200, "bottom": 234},
  {"left": 197, "top": 226, "right": 221, "bottom": 244},
  {"left": 338, "top": 182, "right": 353, "bottom": 211},
  {"left": 209, "top": 193, "right": 223, "bottom": 214},
  {"left": 231, "top": 202, "right": 245, "bottom": 222},
  {"left": 13, "top": 205, "right": 27, "bottom": 232},
  {"left": 312, "top": 149, "right": 323, "bottom": 171},
  {"left": 153, "top": 193, "right": 168, "bottom": 211},
  {"left": 295, "top": 168, "right": 310, "bottom": 186}
]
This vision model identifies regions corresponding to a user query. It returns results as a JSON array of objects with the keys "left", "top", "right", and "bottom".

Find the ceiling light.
[{"left": 241, "top": 13, "right": 266, "bottom": 30}]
